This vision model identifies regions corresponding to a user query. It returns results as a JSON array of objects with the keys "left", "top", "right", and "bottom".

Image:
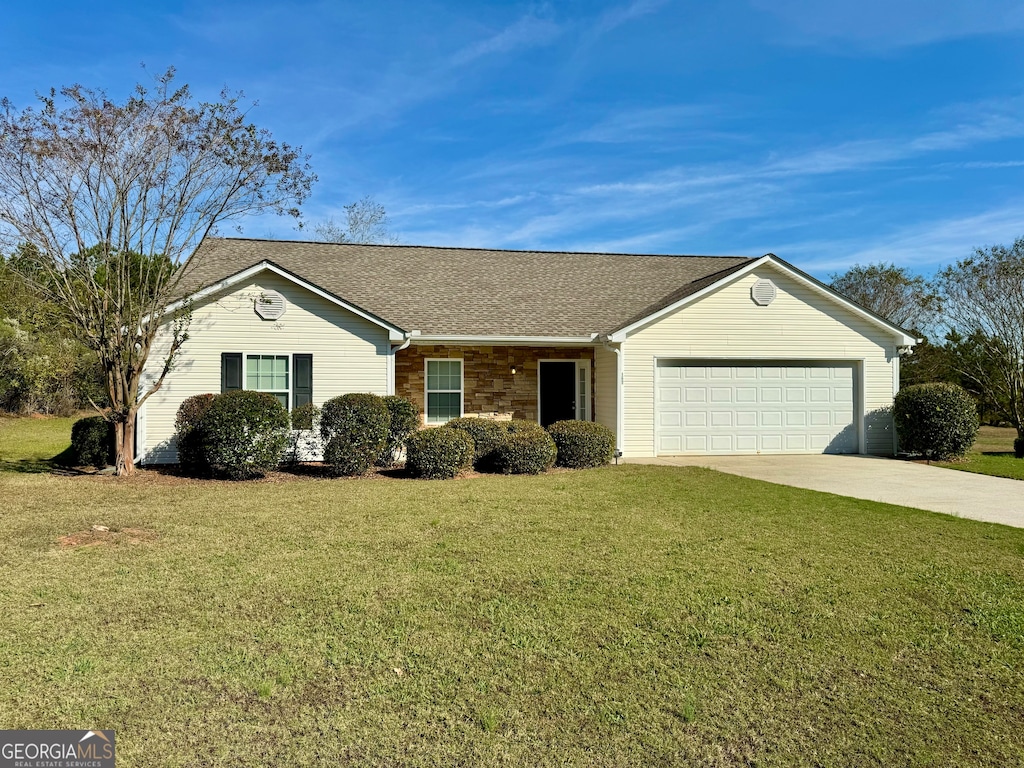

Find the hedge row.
[
  {"left": 170, "top": 392, "right": 420, "bottom": 479},
  {"left": 407, "top": 417, "right": 616, "bottom": 479}
]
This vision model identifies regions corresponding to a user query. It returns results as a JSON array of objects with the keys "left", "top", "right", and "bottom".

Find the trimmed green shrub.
[
  {"left": 379, "top": 395, "right": 420, "bottom": 467},
  {"left": 405, "top": 427, "right": 474, "bottom": 479},
  {"left": 446, "top": 417, "right": 510, "bottom": 470},
  {"left": 547, "top": 420, "right": 615, "bottom": 468},
  {"left": 493, "top": 429, "right": 557, "bottom": 475},
  {"left": 198, "top": 390, "right": 290, "bottom": 479},
  {"left": 290, "top": 402, "right": 320, "bottom": 431},
  {"left": 320, "top": 393, "right": 391, "bottom": 476},
  {"left": 1015, "top": 437, "right": 1024, "bottom": 460},
  {"left": 894, "top": 382, "right": 979, "bottom": 461},
  {"left": 175, "top": 393, "right": 217, "bottom": 475},
  {"left": 70, "top": 415, "right": 114, "bottom": 468},
  {"left": 507, "top": 418, "right": 548, "bottom": 436}
]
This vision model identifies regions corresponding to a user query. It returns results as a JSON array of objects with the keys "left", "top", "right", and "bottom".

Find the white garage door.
[{"left": 656, "top": 362, "right": 857, "bottom": 455}]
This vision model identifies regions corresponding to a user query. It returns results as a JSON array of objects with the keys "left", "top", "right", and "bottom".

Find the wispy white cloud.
[
  {"left": 771, "top": 202, "right": 1024, "bottom": 275},
  {"left": 590, "top": 0, "right": 671, "bottom": 38},
  {"left": 749, "top": 0, "right": 1024, "bottom": 50},
  {"left": 450, "top": 14, "right": 561, "bottom": 66}
]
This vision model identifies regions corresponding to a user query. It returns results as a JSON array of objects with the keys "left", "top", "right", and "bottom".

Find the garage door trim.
[{"left": 653, "top": 357, "right": 865, "bottom": 456}]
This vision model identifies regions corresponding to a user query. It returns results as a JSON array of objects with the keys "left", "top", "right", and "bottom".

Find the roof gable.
[{"left": 608, "top": 254, "right": 918, "bottom": 345}]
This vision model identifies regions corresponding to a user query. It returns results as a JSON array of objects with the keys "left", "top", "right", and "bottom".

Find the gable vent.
[
  {"left": 751, "top": 279, "right": 777, "bottom": 306},
  {"left": 254, "top": 290, "right": 287, "bottom": 320}
]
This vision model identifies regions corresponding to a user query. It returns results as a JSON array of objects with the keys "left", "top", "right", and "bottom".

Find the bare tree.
[
  {"left": 313, "top": 196, "right": 398, "bottom": 244},
  {"left": 933, "top": 238, "right": 1024, "bottom": 439},
  {"left": 829, "top": 262, "right": 935, "bottom": 332},
  {"left": 0, "top": 68, "right": 315, "bottom": 474}
]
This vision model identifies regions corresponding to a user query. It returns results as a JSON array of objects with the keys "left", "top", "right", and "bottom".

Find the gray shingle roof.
[{"left": 179, "top": 237, "right": 755, "bottom": 337}]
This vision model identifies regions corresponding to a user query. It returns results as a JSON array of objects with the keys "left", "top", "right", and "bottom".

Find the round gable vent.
[
  {"left": 751, "top": 279, "right": 777, "bottom": 306},
  {"left": 255, "top": 290, "right": 287, "bottom": 320}
]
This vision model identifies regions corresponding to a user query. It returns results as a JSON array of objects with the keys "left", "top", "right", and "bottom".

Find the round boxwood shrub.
[
  {"left": 507, "top": 418, "right": 548, "bottom": 436},
  {"left": 547, "top": 420, "right": 615, "bottom": 469},
  {"left": 445, "top": 417, "right": 510, "bottom": 470},
  {"left": 71, "top": 415, "right": 114, "bottom": 468},
  {"left": 320, "top": 393, "right": 391, "bottom": 476},
  {"left": 175, "top": 393, "right": 217, "bottom": 475},
  {"left": 198, "top": 390, "right": 290, "bottom": 479},
  {"left": 493, "top": 428, "right": 557, "bottom": 475},
  {"left": 379, "top": 395, "right": 420, "bottom": 467},
  {"left": 290, "top": 401, "right": 320, "bottom": 431},
  {"left": 405, "top": 427, "right": 475, "bottom": 479},
  {"left": 894, "top": 382, "right": 979, "bottom": 461}
]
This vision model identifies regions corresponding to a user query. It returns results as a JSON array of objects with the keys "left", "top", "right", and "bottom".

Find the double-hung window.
[
  {"left": 425, "top": 359, "right": 463, "bottom": 424},
  {"left": 246, "top": 354, "right": 290, "bottom": 409}
]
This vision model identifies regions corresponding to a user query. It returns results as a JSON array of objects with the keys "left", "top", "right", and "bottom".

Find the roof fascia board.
[
  {"left": 609, "top": 255, "right": 918, "bottom": 345},
  {"left": 163, "top": 261, "right": 407, "bottom": 341},
  {"left": 412, "top": 334, "right": 598, "bottom": 346}
]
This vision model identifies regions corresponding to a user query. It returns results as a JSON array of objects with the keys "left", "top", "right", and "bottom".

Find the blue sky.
[{"left": 2, "top": 1, "right": 1024, "bottom": 277}]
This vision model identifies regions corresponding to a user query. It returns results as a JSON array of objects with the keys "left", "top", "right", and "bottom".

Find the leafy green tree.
[
  {"left": 829, "top": 262, "right": 935, "bottom": 331},
  {"left": 0, "top": 68, "right": 315, "bottom": 474},
  {"left": 933, "top": 238, "right": 1024, "bottom": 439}
]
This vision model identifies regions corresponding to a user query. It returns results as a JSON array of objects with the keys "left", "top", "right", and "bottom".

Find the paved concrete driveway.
[{"left": 626, "top": 454, "right": 1024, "bottom": 528}]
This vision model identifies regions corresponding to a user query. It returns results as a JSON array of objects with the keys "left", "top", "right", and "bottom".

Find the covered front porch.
[{"left": 393, "top": 344, "right": 597, "bottom": 426}]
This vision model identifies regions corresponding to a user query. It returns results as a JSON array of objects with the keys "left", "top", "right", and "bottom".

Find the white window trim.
[
  {"left": 244, "top": 352, "right": 292, "bottom": 410},
  {"left": 537, "top": 358, "right": 592, "bottom": 425},
  {"left": 424, "top": 358, "right": 464, "bottom": 424}
]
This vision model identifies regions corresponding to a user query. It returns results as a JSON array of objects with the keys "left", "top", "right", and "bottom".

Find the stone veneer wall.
[{"left": 395, "top": 345, "right": 595, "bottom": 423}]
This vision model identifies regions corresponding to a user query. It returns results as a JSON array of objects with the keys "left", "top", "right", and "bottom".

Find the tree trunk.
[{"left": 114, "top": 412, "right": 136, "bottom": 476}]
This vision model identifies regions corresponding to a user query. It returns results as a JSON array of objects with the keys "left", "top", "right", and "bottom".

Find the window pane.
[
  {"left": 427, "top": 391, "right": 461, "bottom": 423},
  {"left": 246, "top": 355, "right": 289, "bottom": 397},
  {"left": 426, "top": 360, "right": 461, "bottom": 395}
]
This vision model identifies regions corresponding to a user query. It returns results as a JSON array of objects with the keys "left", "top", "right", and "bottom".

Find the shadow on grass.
[
  {"left": 0, "top": 458, "right": 57, "bottom": 474},
  {"left": 980, "top": 451, "right": 1020, "bottom": 457}
]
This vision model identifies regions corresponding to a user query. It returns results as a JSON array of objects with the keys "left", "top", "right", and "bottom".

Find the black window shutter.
[
  {"left": 293, "top": 354, "right": 313, "bottom": 409},
  {"left": 221, "top": 353, "right": 242, "bottom": 392}
]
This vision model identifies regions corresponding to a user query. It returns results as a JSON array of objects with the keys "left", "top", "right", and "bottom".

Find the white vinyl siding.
[
  {"left": 425, "top": 359, "right": 463, "bottom": 424},
  {"left": 622, "top": 264, "right": 898, "bottom": 457},
  {"left": 140, "top": 271, "right": 390, "bottom": 464},
  {"left": 594, "top": 345, "right": 619, "bottom": 443}
]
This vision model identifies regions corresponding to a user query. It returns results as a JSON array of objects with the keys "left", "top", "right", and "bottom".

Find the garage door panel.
[
  {"left": 736, "top": 411, "right": 758, "bottom": 427},
  {"left": 710, "top": 410, "right": 733, "bottom": 427},
  {"left": 684, "top": 387, "right": 707, "bottom": 403},
  {"left": 685, "top": 412, "right": 707, "bottom": 427},
  {"left": 657, "top": 362, "right": 857, "bottom": 455},
  {"left": 735, "top": 387, "right": 757, "bottom": 403}
]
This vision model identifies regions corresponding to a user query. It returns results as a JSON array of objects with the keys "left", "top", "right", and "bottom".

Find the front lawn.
[
  {"left": 1, "top": 417, "right": 1023, "bottom": 765},
  {"left": 937, "top": 425, "right": 1024, "bottom": 481}
]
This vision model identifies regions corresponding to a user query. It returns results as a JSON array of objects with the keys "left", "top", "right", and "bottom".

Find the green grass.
[
  {"left": 937, "top": 426, "right": 1024, "bottom": 481},
  {"left": 1, "top": 417, "right": 1023, "bottom": 765},
  {"left": 0, "top": 413, "right": 81, "bottom": 472}
]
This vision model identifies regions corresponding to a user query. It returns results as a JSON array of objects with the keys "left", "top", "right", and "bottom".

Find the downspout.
[
  {"left": 601, "top": 337, "right": 624, "bottom": 460},
  {"left": 388, "top": 332, "right": 418, "bottom": 396}
]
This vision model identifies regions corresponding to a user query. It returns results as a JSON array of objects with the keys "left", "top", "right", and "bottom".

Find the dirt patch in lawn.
[{"left": 57, "top": 526, "right": 158, "bottom": 549}]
